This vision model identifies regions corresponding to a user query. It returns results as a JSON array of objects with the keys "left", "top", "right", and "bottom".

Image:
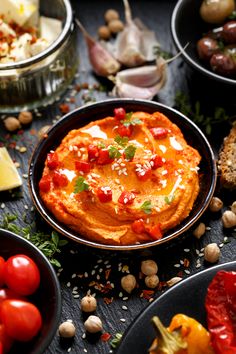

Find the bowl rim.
[
  {"left": 0, "top": 0, "right": 73, "bottom": 70},
  {"left": 29, "top": 98, "right": 217, "bottom": 251},
  {"left": 0, "top": 228, "right": 61, "bottom": 354},
  {"left": 171, "top": 0, "right": 236, "bottom": 86}
]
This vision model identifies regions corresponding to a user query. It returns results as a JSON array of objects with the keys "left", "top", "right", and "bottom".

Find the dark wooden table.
[{"left": 1, "top": 1, "right": 236, "bottom": 353}]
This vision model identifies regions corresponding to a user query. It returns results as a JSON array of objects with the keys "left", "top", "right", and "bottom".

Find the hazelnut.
[
  {"left": 209, "top": 197, "right": 223, "bottom": 212},
  {"left": 204, "top": 243, "right": 220, "bottom": 263},
  {"left": 4, "top": 117, "right": 21, "bottom": 132},
  {"left": 141, "top": 260, "right": 158, "bottom": 276},
  {"left": 98, "top": 25, "right": 111, "bottom": 40},
  {"left": 38, "top": 125, "right": 51, "bottom": 139},
  {"left": 80, "top": 294, "right": 97, "bottom": 313},
  {"left": 58, "top": 321, "right": 76, "bottom": 338},
  {"left": 121, "top": 274, "right": 136, "bottom": 294},
  {"left": 145, "top": 274, "right": 159, "bottom": 289},
  {"left": 108, "top": 19, "right": 124, "bottom": 34},
  {"left": 18, "top": 111, "right": 33, "bottom": 125},
  {"left": 84, "top": 315, "right": 103, "bottom": 333},
  {"left": 193, "top": 222, "right": 206, "bottom": 239},
  {"left": 104, "top": 9, "right": 119, "bottom": 23},
  {"left": 231, "top": 201, "right": 236, "bottom": 215},
  {"left": 166, "top": 277, "right": 182, "bottom": 287},
  {"left": 222, "top": 210, "right": 236, "bottom": 228}
]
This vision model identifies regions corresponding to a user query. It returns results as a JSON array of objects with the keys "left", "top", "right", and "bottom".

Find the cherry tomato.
[
  {"left": 39, "top": 174, "right": 51, "bottom": 193},
  {"left": 150, "top": 155, "right": 164, "bottom": 170},
  {"left": 97, "top": 187, "right": 113, "bottom": 202},
  {"left": 117, "top": 124, "right": 132, "bottom": 137},
  {"left": 131, "top": 219, "right": 145, "bottom": 234},
  {"left": 88, "top": 144, "right": 99, "bottom": 161},
  {"left": 0, "top": 324, "right": 13, "bottom": 353},
  {"left": 97, "top": 149, "right": 113, "bottom": 165},
  {"left": 4, "top": 255, "right": 40, "bottom": 296},
  {"left": 46, "top": 151, "right": 59, "bottom": 170},
  {"left": 150, "top": 127, "right": 168, "bottom": 139},
  {"left": 118, "top": 191, "right": 136, "bottom": 205},
  {"left": 75, "top": 161, "right": 91, "bottom": 173},
  {"left": 136, "top": 167, "right": 152, "bottom": 181},
  {"left": 147, "top": 224, "right": 163, "bottom": 240},
  {"left": 1, "top": 300, "right": 42, "bottom": 342},
  {"left": 0, "top": 257, "right": 5, "bottom": 287},
  {"left": 0, "top": 288, "right": 25, "bottom": 320},
  {"left": 52, "top": 171, "right": 69, "bottom": 188},
  {"left": 114, "top": 107, "right": 126, "bottom": 120}
]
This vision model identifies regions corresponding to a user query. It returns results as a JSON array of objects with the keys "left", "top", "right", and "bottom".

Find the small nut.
[
  {"left": 98, "top": 25, "right": 111, "bottom": 40},
  {"left": 80, "top": 294, "right": 97, "bottom": 313},
  {"left": 209, "top": 197, "right": 223, "bottom": 212},
  {"left": 38, "top": 125, "right": 51, "bottom": 139},
  {"left": 58, "top": 321, "right": 76, "bottom": 338},
  {"left": 231, "top": 201, "right": 236, "bottom": 215},
  {"left": 204, "top": 243, "right": 220, "bottom": 263},
  {"left": 18, "top": 111, "right": 33, "bottom": 125},
  {"left": 4, "top": 117, "right": 21, "bottom": 132},
  {"left": 222, "top": 210, "right": 236, "bottom": 228},
  {"left": 145, "top": 274, "right": 159, "bottom": 289},
  {"left": 104, "top": 9, "right": 119, "bottom": 23},
  {"left": 108, "top": 19, "right": 124, "bottom": 34},
  {"left": 84, "top": 315, "right": 103, "bottom": 333},
  {"left": 193, "top": 222, "right": 206, "bottom": 239},
  {"left": 121, "top": 274, "right": 136, "bottom": 294},
  {"left": 166, "top": 277, "right": 182, "bottom": 287},
  {"left": 141, "top": 260, "right": 158, "bottom": 276}
]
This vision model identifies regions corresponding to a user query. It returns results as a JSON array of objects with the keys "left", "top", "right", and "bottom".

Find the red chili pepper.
[
  {"left": 131, "top": 219, "right": 145, "bottom": 234},
  {"left": 46, "top": 152, "right": 59, "bottom": 170},
  {"left": 150, "top": 127, "right": 168, "bottom": 139},
  {"left": 75, "top": 161, "right": 91, "bottom": 173},
  {"left": 117, "top": 124, "right": 132, "bottom": 137},
  {"left": 100, "top": 332, "right": 111, "bottom": 342},
  {"left": 39, "top": 175, "right": 51, "bottom": 193},
  {"left": 114, "top": 107, "right": 126, "bottom": 120},
  {"left": 52, "top": 171, "right": 69, "bottom": 188},
  {"left": 87, "top": 144, "right": 99, "bottom": 161},
  {"left": 150, "top": 155, "right": 164, "bottom": 170},
  {"left": 147, "top": 224, "right": 163, "bottom": 240},
  {"left": 97, "top": 149, "right": 113, "bottom": 165},
  {"left": 136, "top": 167, "right": 152, "bottom": 181},
  {"left": 97, "top": 187, "right": 112, "bottom": 203},
  {"left": 205, "top": 270, "right": 236, "bottom": 354},
  {"left": 118, "top": 191, "right": 136, "bottom": 205}
]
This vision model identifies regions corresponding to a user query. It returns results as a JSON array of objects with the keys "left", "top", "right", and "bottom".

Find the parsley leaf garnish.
[
  {"left": 164, "top": 194, "right": 175, "bottom": 205},
  {"left": 124, "top": 145, "right": 136, "bottom": 160},
  {"left": 121, "top": 112, "right": 142, "bottom": 127},
  {"left": 108, "top": 146, "right": 122, "bottom": 159},
  {"left": 140, "top": 200, "right": 153, "bottom": 214},
  {"left": 110, "top": 333, "right": 123, "bottom": 349},
  {"left": 114, "top": 135, "right": 129, "bottom": 147},
  {"left": 98, "top": 141, "right": 106, "bottom": 149},
  {"left": 74, "top": 176, "right": 89, "bottom": 193}
]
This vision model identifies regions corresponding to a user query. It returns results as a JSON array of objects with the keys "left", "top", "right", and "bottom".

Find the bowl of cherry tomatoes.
[{"left": 0, "top": 228, "right": 61, "bottom": 354}]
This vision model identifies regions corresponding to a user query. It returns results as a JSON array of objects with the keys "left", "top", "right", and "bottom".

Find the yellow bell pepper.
[{"left": 149, "top": 314, "right": 215, "bottom": 354}]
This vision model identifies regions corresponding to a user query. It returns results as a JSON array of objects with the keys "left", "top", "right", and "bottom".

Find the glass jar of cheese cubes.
[{"left": 0, "top": 0, "right": 78, "bottom": 112}]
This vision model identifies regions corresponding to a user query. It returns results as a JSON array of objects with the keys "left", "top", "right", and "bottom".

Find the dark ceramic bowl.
[
  {"left": 171, "top": 0, "right": 236, "bottom": 86},
  {"left": 0, "top": 229, "right": 61, "bottom": 354},
  {"left": 29, "top": 98, "right": 217, "bottom": 250}
]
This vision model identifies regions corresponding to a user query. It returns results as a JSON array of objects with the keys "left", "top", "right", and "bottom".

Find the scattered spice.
[{"left": 100, "top": 332, "right": 111, "bottom": 342}]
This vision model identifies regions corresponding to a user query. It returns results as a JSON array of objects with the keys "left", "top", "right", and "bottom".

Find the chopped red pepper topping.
[
  {"left": 59, "top": 103, "right": 70, "bottom": 114},
  {"left": 39, "top": 175, "right": 51, "bottom": 193},
  {"left": 100, "top": 332, "right": 111, "bottom": 342},
  {"left": 136, "top": 167, "right": 152, "bottom": 181},
  {"left": 46, "top": 152, "right": 59, "bottom": 170},
  {"left": 75, "top": 160, "right": 91, "bottom": 173},
  {"left": 147, "top": 224, "right": 163, "bottom": 240},
  {"left": 150, "top": 127, "right": 168, "bottom": 139},
  {"left": 52, "top": 171, "right": 69, "bottom": 188},
  {"left": 131, "top": 219, "right": 146, "bottom": 234},
  {"left": 88, "top": 144, "right": 99, "bottom": 161},
  {"left": 150, "top": 155, "right": 164, "bottom": 170},
  {"left": 97, "top": 149, "right": 113, "bottom": 165},
  {"left": 114, "top": 107, "right": 126, "bottom": 120},
  {"left": 118, "top": 191, "right": 136, "bottom": 205},
  {"left": 117, "top": 124, "right": 132, "bottom": 137},
  {"left": 97, "top": 187, "right": 112, "bottom": 203}
]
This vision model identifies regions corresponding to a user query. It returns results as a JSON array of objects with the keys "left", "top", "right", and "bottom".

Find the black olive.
[
  {"left": 197, "top": 37, "right": 219, "bottom": 61},
  {"left": 222, "top": 21, "right": 236, "bottom": 44},
  {"left": 210, "top": 52, "right": 236, "bottom": 76}
]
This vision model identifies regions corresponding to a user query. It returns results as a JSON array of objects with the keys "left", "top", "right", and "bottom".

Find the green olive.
[{"left": 200, "top": 0, "right": 235, "bottom": 24}]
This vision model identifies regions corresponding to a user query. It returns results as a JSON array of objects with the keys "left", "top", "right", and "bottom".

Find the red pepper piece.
[
  {"left": 88, "top": 144, "right": 99, "bottom": 161},
  {"left": 131, "top": 219, "right": 145, "bottom": 234},
  {"left": 114, "top": 107, "right": 126, "bottom": 120},
  {"left": 97, "top": 149, "right": 113, "bottom": 165},
  {"left": 97, "top": 187, "right": 112, "bottom": 203},
  {"left": 136, "top": 167, "right": 152, "bottom": 181},
  {"left": 150, "top": 127, "right": 168, "bottom": 139},
  {"left": 52, "top": 171, "right": 69, "bottom": 188},
  {"left": 118, "top": 191, "right": 136, "bottom": 205},
  {"left": 75, "top": 161, "right": 91, "bottom": 173},
  {"left": 39, "top": 175, "right": 51, "bottom": 193},
  {"left": 147, "top": 224, "right": 163, "bottom": 240},
  {"left": 150, "top": 155, "right": 164, "bottom": 170},
  {"left": 100, "top": 332, "right": 111, "bottom": 342},
  {"left": 117, "top": 124, "right": 132, "bottom": 137},
  {"left": 205, "top": 270, "right": 236, "bottom": 354},
  {"left": 46, "top": 152, "right": 59, "bottom": 170}
]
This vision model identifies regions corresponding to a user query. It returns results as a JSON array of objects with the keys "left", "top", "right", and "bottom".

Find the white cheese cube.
[
  {"left": 10, "top": 33, "right": 32, "bottom": 61},
  {"left": 0, "top": 42, "right": 9, "bottom": 57},
  {"left": 30, "top": 38, "right": 49, "bottom": 56},
  {"left": 39, "top": 16, "right": 62, "bottom": 45},
  {"left": 0, "top": 19, "right": 16, "bottom": 38},
  {"left": 1, "top": 0, "right": 37, "bottom": 27}
]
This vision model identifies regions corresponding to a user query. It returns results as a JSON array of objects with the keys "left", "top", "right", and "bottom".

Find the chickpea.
[
  {"left": 84, "top": 315, "right": 103, "bottom": 333},
  {"left": 204, "top": 243, "right": 220, "bottom": 263},
  {"left": 108, "top": 19, "right": 124, "bottom": 34},
  {"left": 18, "top": 111, "right": 33, "bottom": 125},
  {"left": 145, "top": 274, "right": 159, "bottom": 289},
  {"left": 80, "top": 294, "right": 97, "bottom": 313},
  {"left": 4, "top": 117, "right": 21, "bottom": 132},
  {"left": 58, "top": 321, "right": 76, "bottom": 338},
  {"left": 197, "top": 37, "right": 219, "bottom": 61},
  {"left": 193, "top": 222, "right": 206, "bottom": 239},
  {"left": 104, "top": 9, "right": 119, "bottom": 23},
  {"left": 222, "top": 210, "right": 236, "bottom": 228},
  {"left": 141, "top": 260, "right": 158, "bottom": 276},
  {"left": 98, "top": 25, "right": 111, "bottom": 40},
  {"left": 121, "top": 274, "right": 136, "bottom": 294},
  {"left": 209, "top": 197, "right": 223, "bottom": 212}
]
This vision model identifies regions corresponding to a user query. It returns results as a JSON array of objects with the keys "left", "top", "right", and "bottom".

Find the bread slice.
[{"left": 218, "top": 124, "right": 236, "bottom": 189}]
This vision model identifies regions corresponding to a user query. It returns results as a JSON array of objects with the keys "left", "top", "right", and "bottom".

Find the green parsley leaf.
[
  {"left": 97, "top": 141, "right": 106, "bottom": 149},
  {"left": 164, "top": 194, "right": 175, "bottom": 205},
  {"left": 229, "top": 10, "right": 236, "bottom": 19},
  {"left": 153, "top": 45, "right": 172, "bottom": 60},
  {"left": 74, "top": 176, "right": 89, "bottom": 193},
  {"left": 114, "top": 135, "right": 129, "bottom": 147},
  {"left": 110, "top": 333, "right": 123, "bottom": 349},
  {"left": 121, "top": 112, "right": 142, "bottom": 127},
  {"left": 124, "top": 145, "right": 136, "bottom": 160},
  {"left": 140, "top": 200, "right": 153, "bottom": 214},
  {"left": 108, "top": 146, "right": 122, "bottom": 159}
]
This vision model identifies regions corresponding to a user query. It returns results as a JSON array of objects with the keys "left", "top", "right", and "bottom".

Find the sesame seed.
[
  {"left": 106, "top": 264, "right": 111, "bottom": 268},
  {"left": 82, "top": 333, "right": 86, "bottom": 339},
  {"left": 67, "top": 282, "right": 71, "bottom": 287},
  {"left": 91, "top": 270, "right": 96, "bottom": 275},
  {"left": 219, "top": 243, "right": 224, "bottom": 248},
  {"left": 22, "top": 174, "right": 28, "bottom": 179},
  {"left": 97, "top": 259, "right": 103, "bottom": 263},
  {"left": 96, "top": 275, "right": 100, "bottom": 280},
  {"left": 119, "top": 292, "right": 123, "bottom": 297},
  {"left": 99, "top": 268, "right": 103, "bottom": 273},
  {"left": 1, "top": 203, "right": 5, "bottom": 209},
  {"left": 84, "top": 272, "right": 88, "bottom": 278},
  {"left": 196, "top": 263, "right": 201, "bottom": 268},
  {"left": 73, "top": 294, "right": 80, "bottom": 298},
  {"left": 184, "top": 248, "right": 190, "bottom": 252},
  {"left": 180, "top": 260, "right": 184, "bottom": 265},
  {"left": 184, "top": 269, "right": 190, "bottom": 274},
  {"left": 24, "top": 205, "right": 29, "bottom": 210},
  {"left": 123, "top": 297, "right": 129, "bottom": 301},
  {"left": 67, "top": 347, "right": 71, "bottom": 352},
  {"left": 73, "top": 286, "right": 78, "bottom": 291},
  {"left": 71, "top": 273, "right": 76, "bottom": 279},
  {"left": 84, "top": 349, "right": 88, "bottom": 353},
  {"left": 174, "top": 264, "right": 181, "bottom": 268},
  {"left": 206, "top": 226, "right": 211, "bottom": 231},
  {"left": 198, "top": 253, "right": 204, "bottom": 257}
]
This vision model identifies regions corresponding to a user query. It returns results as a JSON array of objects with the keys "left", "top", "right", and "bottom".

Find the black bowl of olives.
[{"left": 171, "top": 0, "right": 236, "bottom": 86}]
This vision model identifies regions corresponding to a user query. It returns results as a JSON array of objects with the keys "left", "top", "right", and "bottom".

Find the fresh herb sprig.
[
  {"left": 164, "top": 194, "right": 175, "bottom": 205},
  {"left": 108, "top": 146, "right": 122, "bottom": 159},
  {"left": 153, "top": 45, "right": 173, "bottom": 60},
  {"left": 121, "top": 112, "right": 142, "bottom": 127},
  {"left": 124, "top": 145, "right": 136, "bottom": 160},
  {"left": 140, "top": 200, "right": 153, "bottom": 214},
  {"left": 114, "top": 135, "right": 129, "bottom": 147},
  {"left": 74, "top": 176, "right": 89, "bottom": 193},
  {"left": 110, "top": 333, "right": 123, "bottom": 349}
]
